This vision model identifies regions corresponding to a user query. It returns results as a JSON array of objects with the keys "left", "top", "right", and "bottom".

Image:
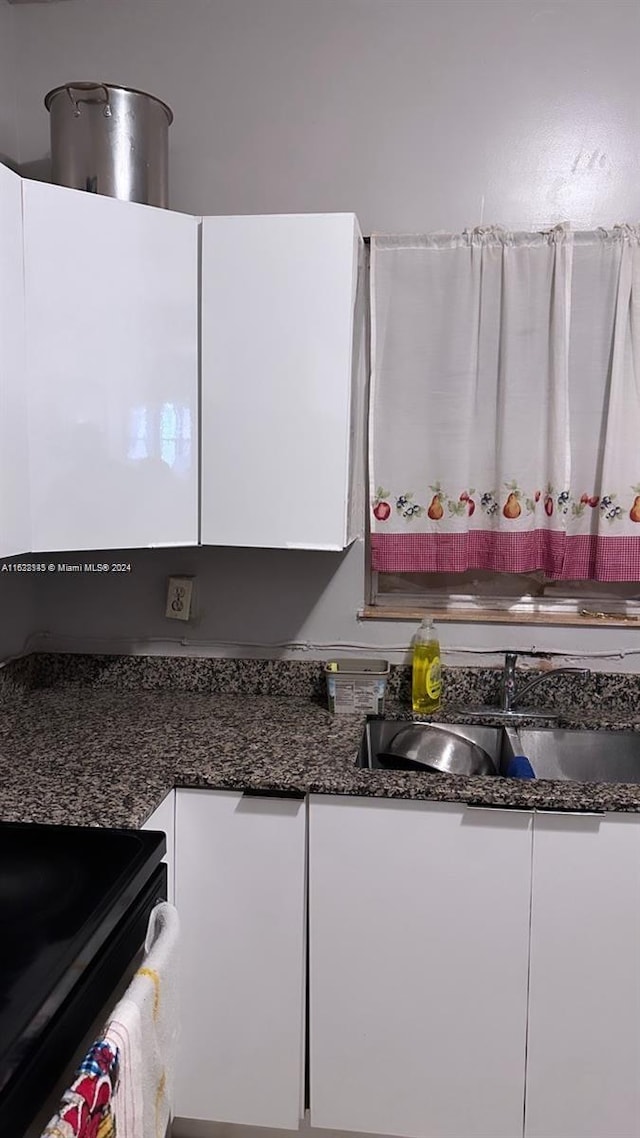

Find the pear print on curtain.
[{"left": 369, "top": 225, "right": 640, "bottom": 581}]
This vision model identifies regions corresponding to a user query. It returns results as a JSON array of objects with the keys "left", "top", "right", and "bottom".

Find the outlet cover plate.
[{"left": 165, "top": 576, "right": 194, "bottom": 622}]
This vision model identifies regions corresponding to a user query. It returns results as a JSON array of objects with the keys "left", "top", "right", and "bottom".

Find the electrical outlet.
[{"left": 165, "top": 576, "right": 194, "bottom": 622}]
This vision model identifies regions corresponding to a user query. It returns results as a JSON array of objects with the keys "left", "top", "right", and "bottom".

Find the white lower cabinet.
[
  {"left": 174, "top": 789, "right": 306, "bottom": 1130},
  {"left": 171, "top": 789, "right": 640, "bottom": 1138},
  {"left": 309, "top": 796, "right": 532, "bottom": 1138},
  {"left": 526, "top": 811, "right": 640, "bottom": 1138}
]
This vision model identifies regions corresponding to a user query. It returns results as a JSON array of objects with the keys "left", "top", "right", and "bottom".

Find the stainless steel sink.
[
  {"left": 357, "top": 720, "right": 640, "bottom": 784},
  {"left": 357, "top": 720, "right": 518, "bottom": 776},
  {"left": 515, "top": 728, "right": 640, "bottom": 783}
]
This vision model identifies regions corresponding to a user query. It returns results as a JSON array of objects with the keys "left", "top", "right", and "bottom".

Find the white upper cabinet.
[
  {"left": 309, "top": 797, "right": 532, "bottom": 1138},
  {"left": 200, "top": 212, "right": 366, "bottom": 550},
  {"left": 22, "top": 181, "right": 199, "bottom": 553},
  {"left": 0, "top": 163, "right": 29, "bottom": 558},
  {"left": 526, "top": 812, "right": 640, "bottom": 1138}
]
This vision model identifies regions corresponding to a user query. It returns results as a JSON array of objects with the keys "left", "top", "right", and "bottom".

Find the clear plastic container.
[{"left": 325, "top": 659, "right": 390, "bottom": 715}]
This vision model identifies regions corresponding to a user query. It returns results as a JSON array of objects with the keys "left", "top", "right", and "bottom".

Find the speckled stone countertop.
[{"left": 3, "top": 651, "right": 640, "bottom": 826}]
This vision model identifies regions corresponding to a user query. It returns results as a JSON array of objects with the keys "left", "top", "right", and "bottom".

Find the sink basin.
[
  {"left": 516, "top": 728, "right": 640, "bottom": 783},
  {"left": 357, "top": 720, "right": 640, "bottom": 784},
  {"left": 357, "top": 720, "right": 518, "bottom": 776}
]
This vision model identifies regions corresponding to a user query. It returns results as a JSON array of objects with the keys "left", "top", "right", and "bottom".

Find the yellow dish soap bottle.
[{"left": 411, "top": 618, "right": 442, "bottom": 714}]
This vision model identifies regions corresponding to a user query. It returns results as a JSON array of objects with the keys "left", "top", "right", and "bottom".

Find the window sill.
[{"left": 360, "top": 604, "right": 640, "bottom": 628}]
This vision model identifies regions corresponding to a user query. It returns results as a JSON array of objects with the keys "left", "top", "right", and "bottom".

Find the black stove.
[{"left": 0, "top": 821, "right": 166, "bottom": 1136}]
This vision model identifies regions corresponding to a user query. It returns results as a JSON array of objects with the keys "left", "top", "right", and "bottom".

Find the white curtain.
[{"left": 369, "top": 225, "right": 640, "bottom": 581}]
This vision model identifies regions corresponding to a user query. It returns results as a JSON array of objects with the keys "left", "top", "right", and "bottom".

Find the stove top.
[{"left": 0, "top": 821, "right": 165, "bottom": 1101}]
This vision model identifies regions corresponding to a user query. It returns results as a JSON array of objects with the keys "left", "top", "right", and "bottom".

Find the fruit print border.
[{"left": 371, "top": 486, "right": 638, "bottom": 526}]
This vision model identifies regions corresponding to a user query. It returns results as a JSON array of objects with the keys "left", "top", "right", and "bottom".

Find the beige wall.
[{"left": 6, "top": 0, "right": 640, "bottom": 668}]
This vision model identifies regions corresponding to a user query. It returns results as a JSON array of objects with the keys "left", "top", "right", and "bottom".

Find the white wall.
[
  {"left": 0, "top": 0, "right": 33, "bottom": 660},
  {"left": 26, "top": 541, "right": 640, "bottom": 671},
  {"left": 11, "top": 0, "right": 640, "bottom": 232},
  {"left": 0, "top": 573, "right": 34, "bottom": 660},
  {"left": 9, "top": 0, "right": 640, "bottom": 669},
  {"left": 0, "top": 1, "right": 18, "bottom": 163}
]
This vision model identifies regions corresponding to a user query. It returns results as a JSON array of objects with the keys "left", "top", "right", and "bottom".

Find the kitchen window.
[
  {"left": 366, "top": 567, "right": 640, "bottom": 625},
  {"left": 365, "top": 225, "right": 640, "bottom": 626}
]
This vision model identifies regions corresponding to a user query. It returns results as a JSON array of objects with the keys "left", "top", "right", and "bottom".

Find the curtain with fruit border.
[{"left": 369, "top": 225, "right": 640, "bottom": 581}]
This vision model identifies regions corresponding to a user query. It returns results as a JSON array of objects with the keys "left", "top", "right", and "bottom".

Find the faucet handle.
[{"left": 500, "top": 652, "right": 518, "bottom": 713}]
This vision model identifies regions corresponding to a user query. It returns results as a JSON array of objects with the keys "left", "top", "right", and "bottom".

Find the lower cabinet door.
[
  {"left": 525, "top": 812, "right": 640, "bottom": 1138},
  {"left": 309, "top": 796, "right": 532, "bottom": 1138},
  {"left": 174, "top": 789, "right": 306, "bottom": 1129}
]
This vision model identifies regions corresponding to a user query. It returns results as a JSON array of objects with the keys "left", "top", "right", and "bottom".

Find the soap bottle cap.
[{"left": 414, "top": 617, "right": 439, "bottom": 643}]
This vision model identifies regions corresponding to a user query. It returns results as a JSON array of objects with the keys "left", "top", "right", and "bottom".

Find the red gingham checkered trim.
[{"left": 371, "top": 530, "right": 640, "bottom": 582}]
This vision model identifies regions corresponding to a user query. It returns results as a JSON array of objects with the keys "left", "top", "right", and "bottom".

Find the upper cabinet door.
[
  {"left": 23, "top": 181, "right": 199, "bottom": 553},
  {"left": 0, "top": 163, "right": 29, "bottom": 558},
  {"left": 200, "top": 213, "right": 366, "bottom": 550},
  {"left": 526, "top": 812, "right": 640, "bottom": 1138}
]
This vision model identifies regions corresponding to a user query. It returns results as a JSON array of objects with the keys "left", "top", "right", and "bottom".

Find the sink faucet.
[{"left": 500, "top": 652, "right": 589, "bottom": 713}]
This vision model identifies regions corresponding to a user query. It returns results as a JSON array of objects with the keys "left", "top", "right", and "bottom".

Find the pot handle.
[{"left": 65, "top": 83, "right": 112, "bottom": 119}]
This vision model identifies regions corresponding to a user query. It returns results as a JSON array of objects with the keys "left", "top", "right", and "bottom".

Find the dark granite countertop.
[{"left": 3, "top": 683, "right": 640, "bottom": 827}]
